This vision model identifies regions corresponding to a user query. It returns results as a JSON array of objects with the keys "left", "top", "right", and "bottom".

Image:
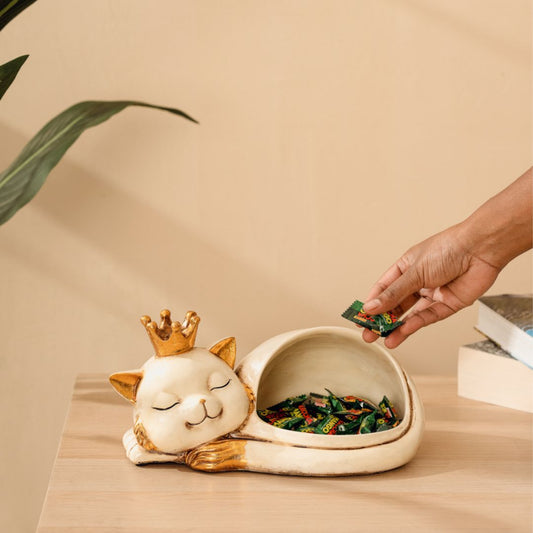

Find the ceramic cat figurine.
[{"left": 110, "top": 310, "right": 424, "bottom": 476}]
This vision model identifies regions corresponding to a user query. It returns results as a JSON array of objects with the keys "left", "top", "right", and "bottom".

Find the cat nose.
[{"left": 199, "top": 399, "right": 206, "bottom": 405}]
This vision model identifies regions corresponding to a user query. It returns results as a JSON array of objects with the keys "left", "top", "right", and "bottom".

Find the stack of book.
[{"left": 457, "top": 294, "right": 533, "bottom": 413}]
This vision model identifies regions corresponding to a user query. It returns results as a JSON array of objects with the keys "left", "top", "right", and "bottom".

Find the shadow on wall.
[
  {"left": 403, "top": 0, "right": 531, "bottom": 67},
  {"left": 0, "top": 122, "right": 325, "bottom": 352}
]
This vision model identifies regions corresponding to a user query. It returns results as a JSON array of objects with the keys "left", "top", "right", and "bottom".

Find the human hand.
[
  {"left": 361, "top": 224, "right": 500, "bottom": 348},
  {"left": 362, "top": 168, "right": 532, "bottom": 348}
]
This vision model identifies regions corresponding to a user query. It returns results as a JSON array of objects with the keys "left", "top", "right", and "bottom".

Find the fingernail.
[{"left": 363, "top": 299, "right": 380, "bottom": 313}]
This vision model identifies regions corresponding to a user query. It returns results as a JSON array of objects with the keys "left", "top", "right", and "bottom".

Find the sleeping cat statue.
[{"left": 109, "top": 310, "right": 424, "bottom": 476}]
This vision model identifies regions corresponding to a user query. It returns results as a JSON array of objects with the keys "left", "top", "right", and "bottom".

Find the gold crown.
[{"left": 141, "top": 310, "right": 200, "bottom": 357}]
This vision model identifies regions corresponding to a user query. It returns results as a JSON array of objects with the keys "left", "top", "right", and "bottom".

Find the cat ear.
[
  {"left": 209, "top": 337, "right": 236, "bottom": 368},
  {"left": 109, "top": 370, "right": 143, "bottom": 403}
]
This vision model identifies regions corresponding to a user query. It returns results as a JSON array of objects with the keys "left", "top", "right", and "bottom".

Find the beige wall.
[{"left": 1, "top": 1, "right": 531, "bottom": 530}]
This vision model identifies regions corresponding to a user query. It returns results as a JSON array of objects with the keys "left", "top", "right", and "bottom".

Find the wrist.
[{"left": 456, "top": 172, "right": 532, "bottom": 269}]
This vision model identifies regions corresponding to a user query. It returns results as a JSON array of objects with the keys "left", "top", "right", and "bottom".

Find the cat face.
[
  {"left": 110, "top": 340, "right": 251, "bottom": 454},
  {"left": 135, "top": 349, "right": 250, "bottom": 453}
]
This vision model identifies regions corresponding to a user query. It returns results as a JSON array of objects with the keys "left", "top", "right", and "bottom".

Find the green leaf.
[
  {"left": 0, "top": 0, "right": 37, "bottom": 31},
  {"left": 0, "top": 54, "right": 28, "bottom": 100},
  {"left": 0, "top": 100, "right": 198, "bottom": 225}
]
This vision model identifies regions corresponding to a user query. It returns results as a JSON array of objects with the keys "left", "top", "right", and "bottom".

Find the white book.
[
  {"left": 476, "top": 294, "right": 533, "bottom": 369},
  {"left": 457, "top": 340, "right": 533, "bottom": 413}
]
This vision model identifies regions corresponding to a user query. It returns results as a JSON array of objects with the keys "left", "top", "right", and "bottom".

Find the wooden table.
[{"left": 37, "top": 374, "right": 532, "bottom": 532}]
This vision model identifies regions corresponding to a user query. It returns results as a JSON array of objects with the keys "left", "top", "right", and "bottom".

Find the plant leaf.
[
  {"left": 0, "top": 100, "right": 198, "bottom": 225},
  {"left": 0, "top": 54, "right": 28, "bottom": 100},
  {"left": 0, "top": 0, "right": 37, "bottom": 31}
]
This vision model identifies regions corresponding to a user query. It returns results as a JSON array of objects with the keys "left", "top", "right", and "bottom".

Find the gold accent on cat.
[
  {"left": 243, "top": 382, "right": 255, "bottom": 418},
  {"left": 109, "top": 370, "right": 143, "bottom": 403},
  {"left": 186, "top": 439, "right": 247, "bottom": 472},
  {"left": 134, "top": 415, "right": 159, "bottom": 451},
  {"left": 141, "top": 309, "right": 200, "bottom": 357},
  {"left": 209, "top": 337, "right": 236, "bottom": 368}
]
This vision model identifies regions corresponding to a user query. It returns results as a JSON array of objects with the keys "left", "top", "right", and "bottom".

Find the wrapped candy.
[
  {"left": 341, "top": 300, "right": 403, "bottom": 337},
  {"left": 257, "top": 390, "right": 401, "bottom": 435}
]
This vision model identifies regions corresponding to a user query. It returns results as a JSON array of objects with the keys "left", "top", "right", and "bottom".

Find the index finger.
[
  {"left": 366, "top": 265, "right": 423, "bottom": 315},
  {"left": 365, "top": 263, "right": 404, "bottom": 302}
]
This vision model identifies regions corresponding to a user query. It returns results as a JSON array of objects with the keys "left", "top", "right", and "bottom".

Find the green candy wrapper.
[
  {"left": 297, "top": 426, "right": 316, "bottom": 433},
  {"left": 315, "top": 414, "right": 343, "bottom": 435},
  {"left": 341, "top": 300, "right": 403, "bottom": 337},
  {"left": 272, "top": 416, "right": 305, "bottom": 430},
  {"left": 334, "top": 410, "right": 365, "bottom": 421},
  {"left": 257, "top": 389, "right": 402, "bottom": 435},
  {"left": 305, "top": 393, "right": 332, "bottom": 416},
  {"left": 325, "top": 389, "right": 345, "bottom": 412},
  {"left": 379, "top": 396, "right": 399, "bottom": 423},
  {"left": 295, "top": 404, "right": 315, "bottom": 425},
  {"left": 341, "top": 396, "right": 378, "bottom": 412},
  {"left": 336, "top": 418, "right": 363, "bottom": 434},
  {"left": 376, "top": 418, "right": 391, "bottom": 432},
  {"left": 257, "top": 408, "right": 291, "bottom": 422},
  {"left": 359, "top": 412, "right": 377, "bottom": 434}
]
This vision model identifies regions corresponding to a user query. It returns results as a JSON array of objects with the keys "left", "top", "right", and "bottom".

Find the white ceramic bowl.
[{"left": 234, "top": 326, "right": 424, "bottom": 475}]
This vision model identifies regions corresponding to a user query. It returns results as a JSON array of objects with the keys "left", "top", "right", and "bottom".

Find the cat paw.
[
  {"left": 122, "top": 428, "right": 180, "bottom": 465},
  {"left": 186, "top": 439, "right": 247, "bottom": 472}
]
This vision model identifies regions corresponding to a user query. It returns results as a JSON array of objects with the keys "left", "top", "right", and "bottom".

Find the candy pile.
[
  {"left": 257, "top": 390, "right": 401, "bottom": 435},
  {"left": 341, "top": 299, "right": 403, "bottom": 337}
]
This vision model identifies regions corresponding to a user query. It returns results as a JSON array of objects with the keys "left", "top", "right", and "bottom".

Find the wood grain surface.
[{"left": 37, "top": 374, "right": 532, "bottom": 532}]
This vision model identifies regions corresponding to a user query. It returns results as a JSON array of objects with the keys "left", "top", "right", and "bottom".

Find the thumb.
[{"left": 363, "top": 267, "right": 422, "bottom": 315}]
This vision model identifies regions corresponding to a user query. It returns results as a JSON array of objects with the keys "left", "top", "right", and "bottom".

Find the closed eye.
[
  {"left": 152, "top": 401, "right": 180, "bottom": 411},
  {"left": 210, "top": 378, "right": 231, "bottom": 391}
]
